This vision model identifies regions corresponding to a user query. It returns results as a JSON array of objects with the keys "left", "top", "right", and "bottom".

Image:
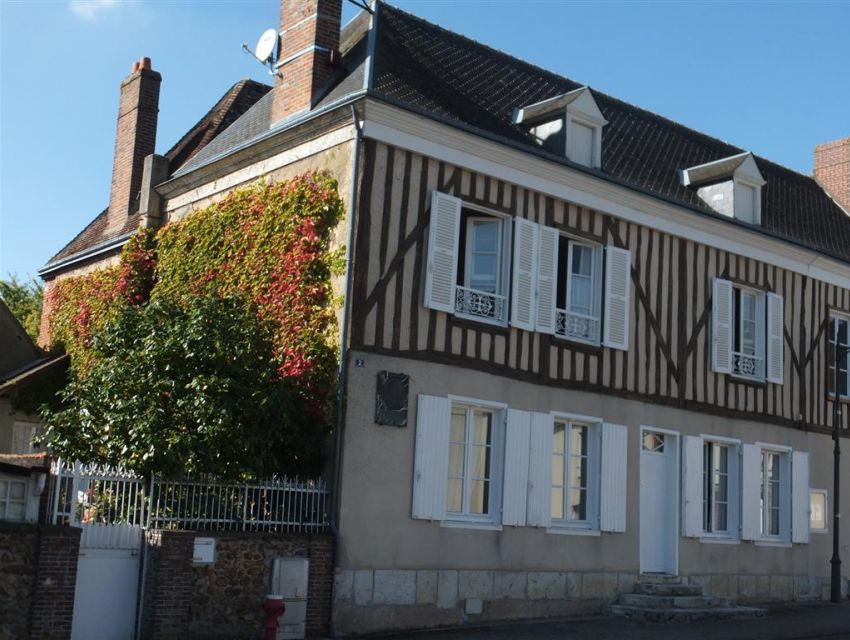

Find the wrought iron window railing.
[
  {"left": 555, "top": 308, "right": 600, "bottom": 343},
  {"left": 732, "top": 351, "right": 764, "bottom": 380},
  {"left": 455, "top": 286, "right": 507, "bottom": 324}
]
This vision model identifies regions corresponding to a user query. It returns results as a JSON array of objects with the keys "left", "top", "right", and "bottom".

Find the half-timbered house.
[{"left": 39, "top": 0, "right": 850, "bottom": 635}]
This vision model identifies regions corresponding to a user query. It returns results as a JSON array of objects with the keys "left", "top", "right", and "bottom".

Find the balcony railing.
[
  {"left": 455, "top": 286, "right": 507, "bottom": 323},
  {"left": 732, "top": 351, "right": 764, "bottom": 380},
  {"left": 555, "top": 308, "right": 600, "bottom": 343}
]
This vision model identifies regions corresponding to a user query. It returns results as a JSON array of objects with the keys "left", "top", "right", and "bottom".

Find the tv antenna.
[{"left": 242, "top": 28, "right": 280, "bottom": 77}]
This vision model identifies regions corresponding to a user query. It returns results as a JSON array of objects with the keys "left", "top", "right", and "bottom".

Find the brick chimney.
[
  {"left": 815, "top": 136, "right": 850, "bottom": 213},
  {"left": 106, "top": 57, "right": 162, "bottom": 236},
  {"left": 271, "top": 0, "right": 342, "bottom": 124}
]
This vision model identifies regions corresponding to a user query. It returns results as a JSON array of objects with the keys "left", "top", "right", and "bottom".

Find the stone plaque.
[{"left": 375, "top": 371, "right": 409, "bottom": 427}]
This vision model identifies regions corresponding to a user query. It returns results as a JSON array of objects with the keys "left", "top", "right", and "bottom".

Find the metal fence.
[{"left": 48, "top": 459, "right": 329, "bottom": 534}]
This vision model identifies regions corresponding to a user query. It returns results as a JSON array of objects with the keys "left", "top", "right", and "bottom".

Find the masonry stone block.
[
  {"left": 617, "top": 573, "right": 636, "bottom": 595},
  {"left": 738, "top": 575, "right": 758, "bottom": 601},
  {"left": 688, "top": 574, "right": 710, "bottom": 590},
  {"left": 757, "top": 575, "right": 771, "bottom": 601},
  {"left": 416, "top": 570, "right": 438, "bottom": 604},
  {"left": 437, "top": 570, "right": 458, "bottom": 609},
  {"left": 334, "top": 570, "right": 353, "bottom": 602},
  {"left": 459, "top": 571, "right": 494, "bottom": 600},
  {"left": 770, "top": 575, "right": 793, "bottom": 601},
  {"left": 464, "top": 598, "right": 483, "bottom": 615},
  {"left": 710, "top": 574, "right": 734, "bottom": 598},
  {"left": 353, "top": 570, "right": 373, "bottom": 605},
  {"left": 566, "top": 572, "right": 583, "bottom": 598},
  {"left": 581, "top": 572, "right": 618, "bottom": 600},
  {"left": 494, "top": 572, "right": 527, "bottom": 600},
  {"left": 528, "top": 572, "right": 566, "bottom": 600},
  {"left": 373, "top": 570, "right": 416, "bottom": 605},
  {"left": 793, "top": 576, "right": 816, "bottom": 600}
]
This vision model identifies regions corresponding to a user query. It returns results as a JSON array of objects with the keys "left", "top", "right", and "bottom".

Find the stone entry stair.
[{"left": 607, "top": 575, "right": 767, "bottom": 623}]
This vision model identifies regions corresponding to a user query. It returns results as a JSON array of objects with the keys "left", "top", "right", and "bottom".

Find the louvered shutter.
[
  {"left": 682, "top": 436, "right": 704, "bottom": 537},
  {"left": 741, "top": 444, "right": 761, "bottom": 540},
  {"left": 712, "top": 279, "right": 734, "bottom": 374},
  {"left": 526, "top": 412, "right": 554, "bottom": 528},
  {"left": 424, "top": 191, "right": 462, "bottom": 313},
  {"left": 535, "top": 225, "right": 559, "bottom": 334},
  {"left": 502, "top": 409, "right": 532, "bottom": 526},
  {"left": 411, "top": 395, "right": 450, "bottom": 520},
  {"left": 510, "top": 218, "right": 538, "bottom": 330},
  {"left": 792, "top": 451, "right": 810, "bottom": 544},
  {"left": 600, "top": 423, "right": 628, "bottom": 533},
  {"left": 603, "top": 247, "right": 631, "bottom": 351},
  {"left": 766, "top": 293, "right": 784, "bottom": 384}
]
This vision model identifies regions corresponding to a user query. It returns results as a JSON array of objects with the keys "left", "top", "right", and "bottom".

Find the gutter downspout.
[{"left": 330, "top": 103, "right": 363, "bottom": 532}]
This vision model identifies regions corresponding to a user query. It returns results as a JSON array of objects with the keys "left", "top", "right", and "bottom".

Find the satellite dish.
[{"left": 255, "top": 28, "right": 278, "bottom": 63}]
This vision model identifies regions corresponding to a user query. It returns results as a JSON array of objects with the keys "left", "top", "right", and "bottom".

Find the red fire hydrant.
[{"left": 263, "top": 594, "right": 286, "bottom": 640}]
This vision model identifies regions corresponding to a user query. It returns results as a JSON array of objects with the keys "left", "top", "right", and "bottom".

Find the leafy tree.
[
  {"left": 1, "top": 274, "right": 43, "bottom": 341},
  {"left": 41, "top": 295, "right": 325, "bottom": 479}
]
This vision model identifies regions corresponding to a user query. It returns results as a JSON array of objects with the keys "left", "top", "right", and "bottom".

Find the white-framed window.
[
  {"left": 759, "top": 448, "right": 787, "bottom": 539},
  {"left": 424, "top": 192, "right": 511, "bottom": 326},
  {"left": 565, "top": 112, "right": 603, "bottom": 168},
  {"left": 553, "top": 237, "right": 602, "bottom": 345},
  {"left": 0, "top": 478, "right": 28, "bottom": 521},
  {"left": 712, "top": 279, "right": 783, "bottom": 384},
  {"left": 551, "top": 418, "right": 600, "bottom": 530},
  {"left": 12, "top": 422, "right": 38, "bottom": 455},
  {"left": 682, "top": 435, "right": 740, "bottom": 540},
  {"left": 447, "top": 402, "right": 501, "bottom": 521},
  {"left": 742, "top": 444, "right": 808, "bottom": 544},
  {"left": 828, "top": 313, "right": 850, "bottom": 397},
  {"left": 810, "top": 489, "right": 828, "bottom": 533},
  {"left": 733, "top": 178, "right": 762, "bottom": 225}
]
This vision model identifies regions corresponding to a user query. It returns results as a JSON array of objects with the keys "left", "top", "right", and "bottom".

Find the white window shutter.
[
  {"left": 792, "top": 451, "right": 810, "bottom": 544},
  {"left": 502, "top": 409, "right": 532, "bottom": 526},
  {"left": 510, "top": 218, "right": 538, "bottom": 330},
  {"left": 712, "top": 278, "right": 734, "bottom": 374},
  {"left": 526, "top": 412, "right": 554, "bottom": 528},
  {"left": 535, "top": 225, "right": 559, "bottom": 334},
  {"left": 682, "top": 436, "right": 704, "bottom": 538},
  {"left": 602, "top": 247, "right": 631, "bottom": 351},
  {"left": 741, "top": 444, "right": 761, "bottom": 540},
  {"left": 766, "top": 293, "right": 784, "bottom": 384},
  {"left": 600, "top": 423, "right": 628, "bottom": 533},
  {"left": 412, "top": 394, "right": 450, "bottom": 520},
  {"left": 424, "top": 191, "right": 462, "bottom": 313}
]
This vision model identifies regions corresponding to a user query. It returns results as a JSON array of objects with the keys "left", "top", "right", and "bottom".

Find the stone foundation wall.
[
  {"left": 141, "top": 530, "right": 333, "bottom": 640},
  {"left": 0, "top": 522, "right": 81, "bottom": 640},
  {"left": 332, "top": 568, "right": 841, "bottom": 636}
]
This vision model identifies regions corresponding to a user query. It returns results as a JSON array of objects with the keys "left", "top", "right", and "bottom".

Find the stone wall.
[
  {"left": 0, "top": 522, "right": 81, "bottom": 640},
  {"left": 142, "top": 530, "right": 333, "bottom": 639}
]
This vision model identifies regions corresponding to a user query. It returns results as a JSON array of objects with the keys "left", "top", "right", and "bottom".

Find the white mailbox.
[
  {"left": 192, "top": 537, "right": 216, "bottom": 565},
  {"left": 271, "top": 557, "right": 309, "bottom": 639}
]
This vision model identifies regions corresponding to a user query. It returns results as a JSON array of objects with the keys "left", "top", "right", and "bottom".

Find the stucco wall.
[
  {"left": 334, "top": 349, "right": 849, "bottom": 632},
  {"left": 0, "top": 398, "right": 41, "bottom": 455}
]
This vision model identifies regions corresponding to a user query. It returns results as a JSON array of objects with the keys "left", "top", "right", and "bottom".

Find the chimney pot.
[
  {"left": 132, "top": 61, "right": 141, "bottom": 73},
  {"left": 815, "top": 136, "right": 850, "bottom": 214},
  {"left": 140, "top": 57, "right": 152, "bottom": 70}
]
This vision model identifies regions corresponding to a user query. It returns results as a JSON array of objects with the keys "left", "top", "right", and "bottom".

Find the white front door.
[{"left": 639, "top": 427, "right": 679, "bottom": 575}]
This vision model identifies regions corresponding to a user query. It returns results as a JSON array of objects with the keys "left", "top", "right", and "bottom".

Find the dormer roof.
[
  {"left": 513, "top": 87, "right": 608, "bottom": 127},
  {"left": 681, "top": 152, "right": 766, "bottom": 188}
]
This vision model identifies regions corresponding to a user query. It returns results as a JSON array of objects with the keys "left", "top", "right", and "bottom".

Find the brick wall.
[
  {"left": 141, "top": 530, "right": 334, "bottom": 640},
  {"left": 815, "top": 136, "right": 850, "bottom": 213},
  {"left": 0, "top": 523, "right": 81, "bottom": 640}
]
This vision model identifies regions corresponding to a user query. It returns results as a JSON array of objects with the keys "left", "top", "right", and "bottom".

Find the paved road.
[{"left": 371, "top": 603, "right": 850, "bottom": 639}]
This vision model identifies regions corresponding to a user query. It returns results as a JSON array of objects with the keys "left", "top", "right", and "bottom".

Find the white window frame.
[
  {"left": 700, "top": 435, "right": 741, "bottom": 541},
  {"left": 731, "top": 283, "right": 766, "bottom": 382},
  {"left": 733, "top": 177, "right": 762, "bottom": 225},
  {"left": 555, "top": 235, "right": 603, "bottom": 346},
  {"left": 11, "top": 421, "right": 39, "bottom": 455},
  {"left": 455, "top": 204, "right": 512, "bottom": 327},
  {"left": 443, "top": 395, "right": 506, "bottom": 527},
  {"left": 565, "top": 111, "right": 604, "bottom": 169},
  {"left": 0, "top": 478, "right": 28, "bottom": 522},
  {"left": 828, "top": 312, "right": 850, "bottom": 399},
  {"left": 549, "top": 413, "right": 601, "bottom": 533},
  {"left": 755, "top": 442, "right": 792, "bottom": 544},
  {"left": 810, "top": 489, "right": 828, "bottom": 534}
]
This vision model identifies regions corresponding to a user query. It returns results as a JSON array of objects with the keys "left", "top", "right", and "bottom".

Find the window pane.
[
  {"left": 718, "top": 446, "right": 728, "bottom": 474},
  {"left": 769, "top": 508, "right": 780, "bottom": 536},
  {"left": 469, "top": 480, "right": 489, "bottom": 514},
  {"left": 472, "top": 412, "right": 492, "bottom": 446},
  {"left": 471, "top": 445, "right": 491, "bottom": 480},
  {"left": 839, "top": 318, "right": 848, "bottom": 346},
  {"left": 471, "top": 255, "right": 498, "bottom": 280},
  {"left": 570, "top": 488, "right": 587, "bottom": 521},
  {"left": 811, "top": 492, "right": 826, "bottom": 530},
  {"left": 571, "top": 245, "right": 593, "bottom": 276},
  {"left": 714, "top": 501, "right": 728, "bottom": 532},
  {"left": 7, "top": 502, "right": 25, "bottom": 520},
  {"left": 446, "top": 479, "right": 463, "bottom": 513},
  {"left": 9, "top": 482, "right": 25, "bottom": 500},
  {"left": 553, "top": 423, "right": 566, "bottom": 454},
  {"left": 448, "top": 444, "right": 465, "bottom": 478},
  {"left": 642, "top": 432, "right": 664, "bottom": 452},
  {"left": 0, "top": 481, "right": 7, "bottom": 499},
  {"left": 551, "top": 487, "right": 564, "bottom": 520},
  {"left": 571, "top": 425, "right": 588, "bottom": 456},
  {"left": 552, "top": 455, "right": 564, "bottom": 487},
  {"left": 569, "top": 276, "right": 592, "bottom": 314},
  {"left": 472, "top": 221, "right": 499, "bottom": 252},
  {"left": 451, "top": 409, "right": 466, "bottom": 443},
  {"left": 0, "top": 504, "right": 6, "bottom": 519}
]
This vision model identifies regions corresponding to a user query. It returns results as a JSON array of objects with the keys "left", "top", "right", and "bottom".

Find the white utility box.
[
  {"left": 192, "top": 537, "right": 216, "bottom": 565},
  {"left": 271, "top": 556, "right": 309, "bottom": 639}
]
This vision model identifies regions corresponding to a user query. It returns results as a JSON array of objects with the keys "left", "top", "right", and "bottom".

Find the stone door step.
[
  {"left": 606, "top": 604, "right": 768, "bottom": 623},
  {"left": 619, "top": 594, "right": 728, "bottom": 609},
  {"left": 633, "top": 582, "right": 704, "bottom": 597}
]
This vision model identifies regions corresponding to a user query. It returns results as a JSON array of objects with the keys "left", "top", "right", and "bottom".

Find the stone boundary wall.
[
  {"left": 0, "top": 522, "right": 81, "bottom": 640},
  {"left": 141, "top": 530, "right": 333, "bottom": 640},
  {"left": 332, "top": 568, "right": 841, "bottom": 636}
]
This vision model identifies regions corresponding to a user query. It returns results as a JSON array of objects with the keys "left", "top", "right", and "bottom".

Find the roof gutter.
[{"left": 38, "top": 232, "right": 135, "bottom": 278}]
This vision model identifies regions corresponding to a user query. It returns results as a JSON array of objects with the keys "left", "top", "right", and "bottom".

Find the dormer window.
[
  {"left": 681, "top": 152, "right": 766, "bottom": 225},
  {"left": 514, "top": 87, "right": 608, "bottom": 169}
]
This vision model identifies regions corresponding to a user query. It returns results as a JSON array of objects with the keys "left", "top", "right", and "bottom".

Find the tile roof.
[
  {"left": 370, "top": 3, "right": 850, "bottom": 263},
  {"left": 43, "top": 79, "right": 271, "bottom": 270}
]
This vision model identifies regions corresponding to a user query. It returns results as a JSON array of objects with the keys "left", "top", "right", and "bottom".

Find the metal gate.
[{"left": 51, "top": 460, "right": 146, "bottom": 640}]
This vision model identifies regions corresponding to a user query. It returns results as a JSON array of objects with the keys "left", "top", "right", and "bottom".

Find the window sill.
[
  {"left": 553, "top": 333, "right": 601, "bottom": 349},
  {"left": 754, "top": 539, "right": 792, "bottom": 548},
  {"left": 448, "top": 313, "right": 510, "bottom": 335},
  {"left": 699, "top": 536, "right": 740, "bottom": 545},
  {"left": 547, "top": 526, "right": 601, "bottom": 537},
  {"left": 728, "top": 373, "right": 767, "bottom": 387},
  {"left": 440, "top": 519, "right": 502, "bottom": 532},
  {"left": 452, "top": 312, "right": 508, "bottom": 329},
  {"left": 811, "top": 528, "right": 829, "bottom": 535}
]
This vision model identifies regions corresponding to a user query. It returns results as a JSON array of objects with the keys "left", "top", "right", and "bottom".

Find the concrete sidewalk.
[{"left": 370, "top": 602, "right": 850, "bottom": 639}]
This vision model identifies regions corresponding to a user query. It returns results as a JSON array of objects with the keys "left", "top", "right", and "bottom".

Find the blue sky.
[{"left": 1, "top": 0, "right": 848, "bottom": 282}]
